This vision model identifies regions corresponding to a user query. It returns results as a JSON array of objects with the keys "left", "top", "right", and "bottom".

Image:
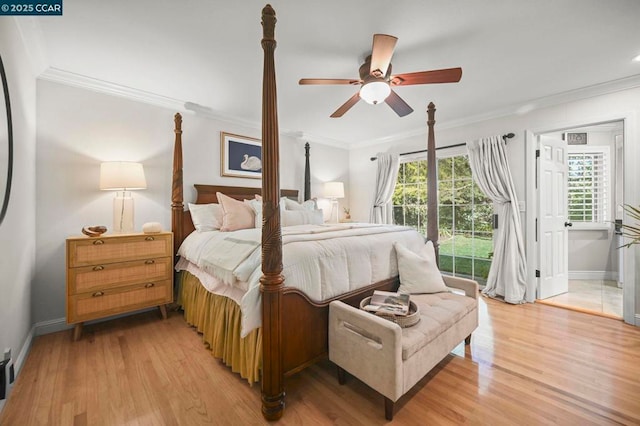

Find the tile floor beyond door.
[{"left": 543, "top": 279, "right": 622, "bottom": 317}]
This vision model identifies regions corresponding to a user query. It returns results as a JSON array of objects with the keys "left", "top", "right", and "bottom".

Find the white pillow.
[
  {"left": 282, "top": 209, "right": 324, "bottom": 226},
  {"left": 284, "top": 198, "right": 317, "bottom": 211},
  {"left": 216, "top": 192, "right": 255, "bottom": 232},
  {"left": 245, "top": 198, "right": 262, "bottom": 228},
  {"left": 245, "top": 198, "right": 290, "bottom": 228},
  {"left": 188, "top": 203, "right": 223, "bottom": 232},
  {"left": 395, "top": 241, "right": 448, "bottom": 294}
]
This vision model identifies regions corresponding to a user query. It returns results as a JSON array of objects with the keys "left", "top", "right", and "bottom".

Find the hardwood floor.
[{"left": 2, "top": 297, "right": 639, "bottom": 425}]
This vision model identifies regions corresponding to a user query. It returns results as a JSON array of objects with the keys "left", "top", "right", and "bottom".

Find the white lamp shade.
[
  {"left": 359, "top": 81, "right": 391, "bottom": 105},
  {"left": 324, "top": 181, "right": 344, "bottom": 199},
  {"left": 100, "top": 162, "right": 147, "bottom": 190}
]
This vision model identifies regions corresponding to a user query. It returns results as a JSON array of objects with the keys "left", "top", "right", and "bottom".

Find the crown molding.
[
  {"left": 281, "top": 130, "right": 349, "bottom": 149},
  {"left": 348, "top": 73, "right": 640, "bottom": 150},
  {"left": 39, "top": 67, "right": 186, "bottom": 111}
]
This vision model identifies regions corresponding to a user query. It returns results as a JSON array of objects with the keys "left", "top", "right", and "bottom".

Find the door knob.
[{"left": 564, "top": 222, "right": 573, "bottom": 227}]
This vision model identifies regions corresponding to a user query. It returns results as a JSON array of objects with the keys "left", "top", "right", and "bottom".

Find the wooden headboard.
[{"left": 176, "top": 183, "right": 298, "bottom": 253}]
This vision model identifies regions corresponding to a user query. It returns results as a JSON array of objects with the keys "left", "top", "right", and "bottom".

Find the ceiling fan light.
[{"left": 359, "top": 81, "right": 391, "bottom": 105}]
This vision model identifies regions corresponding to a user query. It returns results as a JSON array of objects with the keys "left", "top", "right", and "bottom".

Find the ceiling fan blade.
[
  {"left": 390, "top": 67, "right": 463, "bottom": 86},
  {"left": 370, "top": 34, "right": 398, "bottom": 77},
  {"left": 299, "top": 78, "right": 361, "bottom": 85},
  {"left": 330, "top": 93, "right": 361, "bottom": 118},
  {"left": 386, "top": 90, "right": 413, "bottom": 117}
]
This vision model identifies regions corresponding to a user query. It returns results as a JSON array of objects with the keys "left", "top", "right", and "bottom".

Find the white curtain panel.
[
  {"left": 467, "top": 136, "right": 527, "bottom": 304},
  {"left": 370, "top": 153, "right": 400, "bottom": 224}
]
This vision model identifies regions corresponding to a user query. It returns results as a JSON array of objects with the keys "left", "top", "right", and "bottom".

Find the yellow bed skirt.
[{"left": 178, "top": 271, "right": 262, "bottom": 384}]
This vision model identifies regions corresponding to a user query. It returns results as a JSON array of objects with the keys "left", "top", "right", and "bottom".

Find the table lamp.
[
  {"left": 324, "top": 181, "right": 344, "bottom": 224},
  {"left": 100, "top": 161, "right": 147, "bottom": 233}
]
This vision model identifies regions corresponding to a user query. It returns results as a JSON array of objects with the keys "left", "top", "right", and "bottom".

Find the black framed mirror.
[{"left": 0, "top": 53, "right": 13, "bottom": 226}]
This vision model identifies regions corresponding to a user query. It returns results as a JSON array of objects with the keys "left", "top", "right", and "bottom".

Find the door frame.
[{"left": 525, "top": 112, "right": 637, "bottom": 325}]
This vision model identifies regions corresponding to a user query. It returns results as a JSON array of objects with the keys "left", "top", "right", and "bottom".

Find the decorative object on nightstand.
[
  {"left": 100, "top": 161, "right": 147, "bottom": 234},
  {"left": 66, "top": 232, "right": 173, "bottom": 341},
  {"left": 324, "top": 181, "right": 344, "bottom": 224},
  {"left": 343, "top": 207, "right": 351, "bottom": 220},
  {"left": 142, "top": 221, "right": 162, "bottom": 234},
  {"left": 81, "top": 225, "right": 107, "bottom": 237}
]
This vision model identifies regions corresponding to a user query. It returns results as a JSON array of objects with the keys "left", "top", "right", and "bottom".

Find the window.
[
  {"left": 392, "top": 152, "right": 493, "bottom": 284},
  {"left": 567, "top": 146, "right": 609, "bottom": 228},
  {"left": 392, "top": 161, "right": 428, "bottom": 234}
]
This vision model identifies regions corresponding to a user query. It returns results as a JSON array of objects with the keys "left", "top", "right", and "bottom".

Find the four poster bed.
[{"left": 171, "top": 5, "right": 441, "bottom": 421}]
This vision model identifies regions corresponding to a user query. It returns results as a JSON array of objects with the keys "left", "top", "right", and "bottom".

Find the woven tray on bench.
[{"left": 360, "top": 296, "right": 421, "bottom": 328}]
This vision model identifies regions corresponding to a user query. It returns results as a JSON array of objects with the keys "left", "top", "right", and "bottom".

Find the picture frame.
[
  {"left": 566, "top": 132, "right": 588, "bottom": 145},
  {"left": 220, "top": 132, "right": 262, "bottom": 179}
]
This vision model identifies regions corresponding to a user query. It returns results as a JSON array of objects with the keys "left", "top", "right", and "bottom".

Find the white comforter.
[{"left": 176, "top": 223, "right": 425, "bottom": 336}]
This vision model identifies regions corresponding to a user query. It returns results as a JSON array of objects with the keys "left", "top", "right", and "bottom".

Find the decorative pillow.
[
  {"left": 284, "top": 198, "right": 317, "bottom": 211},
  {"left": 245, "top": 198, "right": 290, "bottom": 228},
  {"left": 245, "top": 198, "right": 262, "bottom": 228},
  {"left": 188, "top": 203, "right": 223, "bottom": 232},
  {"left": 216, "top": 192, "right": 255, "bottom": 232},
  {"left": 282, "top": 209, "right": 324, "bottom": 226},
  {"left": 395, "top": 241, "right": 448, "bottom": 294}
]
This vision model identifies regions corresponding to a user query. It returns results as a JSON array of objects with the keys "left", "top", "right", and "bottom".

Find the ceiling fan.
[{"left": 299, "top": 34, "right": 462, "bottom": 118}]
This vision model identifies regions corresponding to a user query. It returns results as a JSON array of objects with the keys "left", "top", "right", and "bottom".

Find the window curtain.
[
  {"left": 370, "top": 153, "right": 400, "bottom": 224},
  {"left": 467, "top": 136, "right": 527, "bottom": 304}
]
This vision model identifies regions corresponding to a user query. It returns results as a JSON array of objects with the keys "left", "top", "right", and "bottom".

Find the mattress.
[{"left": 176, "top": 223, "right": 426, "bottom": 336}]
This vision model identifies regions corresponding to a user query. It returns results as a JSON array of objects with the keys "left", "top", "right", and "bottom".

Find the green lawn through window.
[{"left": 438, "top": 234, "right": 492, "bottom": 284}]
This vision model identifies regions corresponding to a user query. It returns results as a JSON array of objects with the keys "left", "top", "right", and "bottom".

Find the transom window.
[{"left": 392, "top": 153, "right": 493, "bottom": 284}]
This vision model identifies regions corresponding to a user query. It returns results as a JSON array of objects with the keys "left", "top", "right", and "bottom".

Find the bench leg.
[
  {"left": 465, "top": 334, "right": 472, "bottom": 345},
  {"left": 384, "top": 397, "right": 394, "bottom": 421},
  {"left": 337, "top": 366, "right": 346, "bottom": 385}
]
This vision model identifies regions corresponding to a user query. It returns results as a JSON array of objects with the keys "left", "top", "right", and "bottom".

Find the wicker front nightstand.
[{"left": 66, "top": 232, "right": 173, "bottom": 340}]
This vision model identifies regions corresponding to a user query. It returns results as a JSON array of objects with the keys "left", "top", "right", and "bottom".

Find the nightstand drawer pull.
[
  {"left": 145, "top": 282, "right": 155, "bottom": 288},
  {"left": 92, "top": 265, "right": 104, "bottom": 271},
  {"left": 92, "top": 240, "right": 104, "bottom": 245},
  {"left": 145, "top": 236, "right": 155, "bottom": 241},
  {"left": 92, "top": 291, "right": 104, "bottom": 297},
  {"left": 144, "top": 259, "right": 155, "bottom": 265}
]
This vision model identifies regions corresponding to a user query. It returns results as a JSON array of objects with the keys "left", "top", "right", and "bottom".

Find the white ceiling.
[{"left": 28, "top": 0, "right": 640, "bottom": 146}]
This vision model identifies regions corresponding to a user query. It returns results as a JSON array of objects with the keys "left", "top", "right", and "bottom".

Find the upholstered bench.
[{"left": 328, "top": 275, "right": 478, "bottom": 420}]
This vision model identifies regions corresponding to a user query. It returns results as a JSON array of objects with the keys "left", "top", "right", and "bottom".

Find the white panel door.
[{"left": 538, "top": 136, "right": 569, "bottom": 299}]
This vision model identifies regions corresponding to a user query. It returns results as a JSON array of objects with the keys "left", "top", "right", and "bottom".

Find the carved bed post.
[
  {"left": 304, "top": 142, "right": 311, "bottom": 200},
  {"left": 260, "top": 4, "right": 285, "bottom": 421},
  {"left": 426, "top": 102, "right": 439, "bottom": 261},
  {"left": 171, "top": 113, "right": 184, "bottom": 257}
]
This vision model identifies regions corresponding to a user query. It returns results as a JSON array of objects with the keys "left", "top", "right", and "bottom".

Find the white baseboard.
[
  {"left": 1, "top": 325, "right": 35, "bottom": 414},
  {"left": 34, "top": 317, "right": 71, "bottom": 336},
  {"left": 635, "top": 314, "right": 640, "bottom": 327},
  {"left": 568, "top": 271, "right": 618, "bottom": 281},
  {"left": 34, "top": 307, "right": 160, "bottom": 339},
  {"left": 15, "top": 326, "right": 34, "bottom": 376}
]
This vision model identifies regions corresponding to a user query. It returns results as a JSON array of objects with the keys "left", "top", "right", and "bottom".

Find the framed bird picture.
[{"left": 220, "top": 132, "right": 262, "bottom": 179}]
